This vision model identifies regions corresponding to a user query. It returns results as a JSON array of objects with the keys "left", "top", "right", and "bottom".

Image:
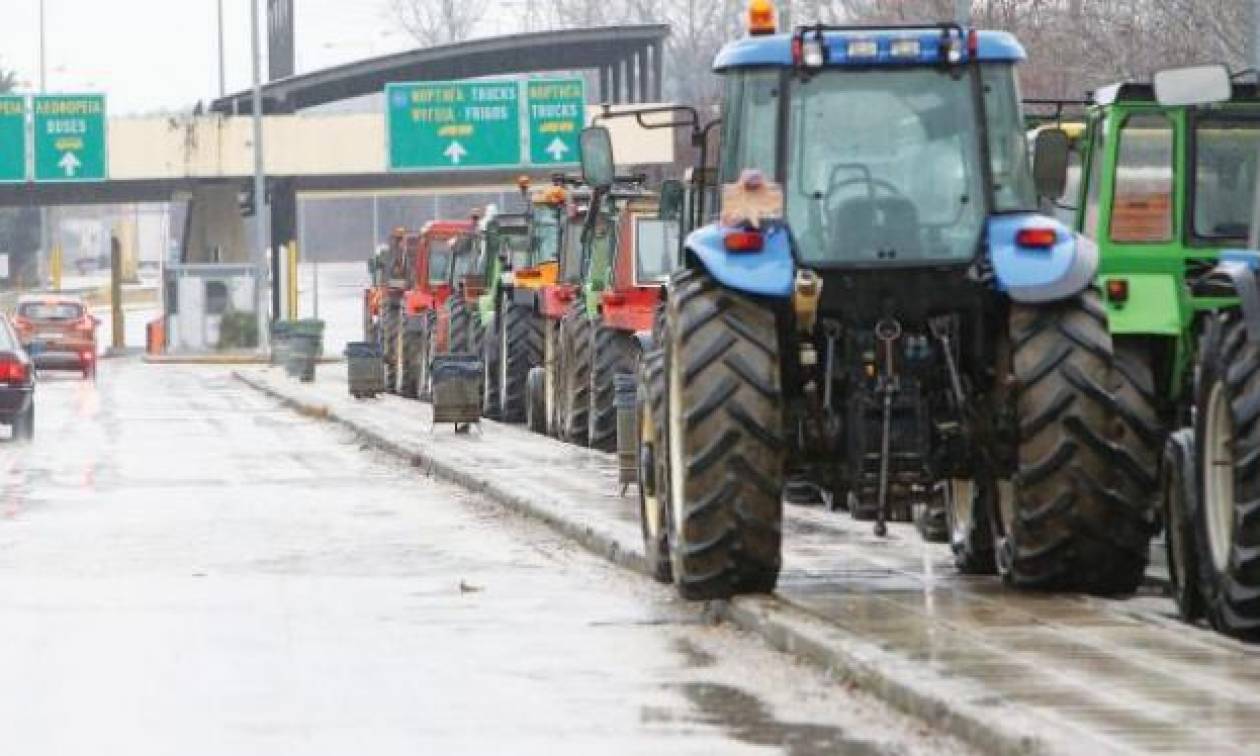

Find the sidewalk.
[{"left": 238, "top": 365, "right": 1260, "bottom": 756}]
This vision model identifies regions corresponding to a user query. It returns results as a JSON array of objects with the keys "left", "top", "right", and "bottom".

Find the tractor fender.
[
  {"left": 684, "top": 223, "right": 794, "bottom": 298},
  {"left": 989, "top": 213, "right": 1097, "bottom": 304},
  {"left": 1199, "top": 251, "right": 1260, "bottom": 345}
]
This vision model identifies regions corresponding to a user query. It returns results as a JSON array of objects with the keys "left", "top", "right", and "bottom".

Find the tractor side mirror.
[
  {"left": 1032, "top": 128, "right": 1071, "bottom": 201},
  {"left": 659, "top": 179, "right": 684, "bottom": 221},
  {"left": 1154, "top": 64, "right": 1232, "bottom": 107},
  {"left": 579, "top": 127, "right": 615, "bottom": 190}
]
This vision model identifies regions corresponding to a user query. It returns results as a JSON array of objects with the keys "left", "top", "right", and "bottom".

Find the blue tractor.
[{"left": 602, "top": 13, "right": 1161, "bottom": 600}]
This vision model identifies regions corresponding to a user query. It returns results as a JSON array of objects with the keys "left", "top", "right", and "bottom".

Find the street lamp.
[{"left": 249, "top": 0, "right": 269, "bottom": 348}]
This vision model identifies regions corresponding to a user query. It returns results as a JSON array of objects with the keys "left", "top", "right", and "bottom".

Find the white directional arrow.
[
  {"left": 443, "top": 141, "right": 468, "bottom": 165},
  {"left": 58, "top": 151, "right": 81, "bottom": 177},
  {"left": 545, "top": 137, "right": 569, "bottom": 162}
]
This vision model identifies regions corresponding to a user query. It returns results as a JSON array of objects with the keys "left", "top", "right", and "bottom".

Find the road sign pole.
[{"left": 249, "top": 0, "right": 269, "bottom": 348}]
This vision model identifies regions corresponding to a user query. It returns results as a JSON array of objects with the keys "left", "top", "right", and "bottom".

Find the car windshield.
[
  {"left": 0, "top": 318, "right": 15, "bottom": 350},
  {"left": 634, "top": 217, "right": 680, "bottom": 283},
  {"left": 18, "top": 301, "right": 84, "bottom": 320},
  {"left": 785, "top": 67, "right": 990, "bottom": 265},
  {"left": 1194, "top": 116, "right": 1260, "bottom": 241}
]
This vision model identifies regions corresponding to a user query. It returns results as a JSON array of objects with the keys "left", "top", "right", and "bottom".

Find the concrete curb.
[{"left": 236, "top": 370, "right": 1071, "bottom": 756}]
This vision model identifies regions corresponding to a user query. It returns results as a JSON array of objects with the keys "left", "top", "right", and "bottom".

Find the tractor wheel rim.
[
  {"left": 667, "top": 337, "right": 687, "bottom": 544},
  {"left": 1204, "top": 381, "right": 1236, "bottom": 574},
  {"left": 640, "top": 391, "right": 661, "bottom": 537},
  {"left": 948, "top": 479, "right": 974, "bottom": 546}
]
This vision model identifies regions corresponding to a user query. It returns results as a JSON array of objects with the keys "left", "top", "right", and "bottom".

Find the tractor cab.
[
  {"left": 1035, "top": 66, "right": 1260, "bottom": 401},
  {"left": 402, "top": 220, "right": 475, "bottom": 316}
]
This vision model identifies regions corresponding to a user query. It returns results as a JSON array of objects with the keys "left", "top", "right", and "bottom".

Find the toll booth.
[{"left": 161, "top": 263, "right": 263, "bottom": 353}]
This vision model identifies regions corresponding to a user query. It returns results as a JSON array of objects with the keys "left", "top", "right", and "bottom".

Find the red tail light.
[
  {"left": 1106, "top": 278, "right": 1129, "bottom": 303},
  {"left": 724, "top": 230, "right": 765, "bottom": 252},
  {"left": 1016, "top": 228, "right": 1057, "bottom": 249},
  {"left": 0, "top": 356, "right": 29, "bottom": 384}
]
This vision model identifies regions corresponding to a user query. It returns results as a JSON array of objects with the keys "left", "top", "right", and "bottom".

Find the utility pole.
[
  {"left": 249, "top": 0, "right": 269, "bottom": 348},
  {"left": 217, "top": 0, "right": 227, "bottom": 98},
  {"left": 38, "top": 0, "right": 49, "bottom": 293}
]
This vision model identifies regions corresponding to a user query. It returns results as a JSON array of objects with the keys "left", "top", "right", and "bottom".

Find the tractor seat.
[{"left": 832, "top": 197, "right": 922, "bottom": 261}]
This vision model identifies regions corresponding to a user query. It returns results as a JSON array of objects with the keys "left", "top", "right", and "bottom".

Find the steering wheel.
[{"left": 825, "top": 175, "right": 905, "bottom": 204}]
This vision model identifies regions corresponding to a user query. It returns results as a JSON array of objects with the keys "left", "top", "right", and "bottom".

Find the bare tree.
[
  {"left": 0, "top": 67, "right": 17, "bottom": 95},
  {"left": 390, "top": 0, "right": 491, "bottom": 46}
]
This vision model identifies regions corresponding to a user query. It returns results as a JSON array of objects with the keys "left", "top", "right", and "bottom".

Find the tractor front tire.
[
  {"left": 448, "top": 292, "right": 473, "bottom": 354},
  {"left": 481, "top": 313, "right": 502, "bottom": 420},
  {"left": 381, "top": 306, "right": 400, "bottom": 393},
  {"left": 1193, "top": 313, "right": 1260, "bottom": 638},
  {"left": 665, "top": 269, "right": 785, "bottom": 600},
  {"left": 590, "top": 321, "right": 638, "bottom": 452},
  {"left": 1162, "top": 429, "right": 1204, "bottom": 623},
  {"left": 499, "top": 298, "right": 543, "bottom": 424},
  {"left": 398, "top": 316, "right": 422, "bottom": 398},
  {"left": 638, "top": 348, "right": 671, "bottom": 583},
  {"left": 1002, "top": 292, "right": 1161, "bottom": 595},
  {"left": 558, "top": 303, "right": 592, "bottom": 445},
  {"left": 944, "top": 478, "right": 997, "bottom": 575}
]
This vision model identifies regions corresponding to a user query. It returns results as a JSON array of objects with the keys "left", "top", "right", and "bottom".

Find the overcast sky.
[{"left": 0, "top": 1, "right": 421, "bottom": 115}]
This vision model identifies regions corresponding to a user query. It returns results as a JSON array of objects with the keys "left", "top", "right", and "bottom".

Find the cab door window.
[{"left": 1110, "top": 114, "right": 1175, "bottom": 243}]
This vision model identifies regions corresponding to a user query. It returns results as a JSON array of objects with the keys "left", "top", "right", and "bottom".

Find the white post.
[{"left": 249, "top": 0, "right": 269, "bottom": 348}]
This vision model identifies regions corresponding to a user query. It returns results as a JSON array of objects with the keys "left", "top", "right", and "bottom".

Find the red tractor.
[
  {"left": 395, "top": 219, "right": 475, "bottom": 397},
  {"left": 432, "top": 219, "right": 483, "bottom": 359}
]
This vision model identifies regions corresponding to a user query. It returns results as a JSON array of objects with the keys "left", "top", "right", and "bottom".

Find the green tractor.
[
  {"left": 466, "top": 206, "right": 532, "bottom": 421},
  {"left": 1036, "top": 65, "right": 1260, "bottom": 637}
]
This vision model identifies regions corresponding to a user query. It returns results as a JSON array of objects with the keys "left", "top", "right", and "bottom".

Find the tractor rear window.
[
  {"left": 634, "top": 217, "right": 680, "bottom": 283},
  {"left": 1110, "top": 115, "right": 1174, "bottom": 243},
  {"left": 1193, "top": 117, "right": 1260, "bottom": 241}
]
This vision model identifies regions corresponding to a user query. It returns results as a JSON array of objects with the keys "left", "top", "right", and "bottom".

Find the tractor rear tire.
[
  {"left": 638, "top": 348, "right": 671, "bottom": 583},
  {"left": 499, "top": 298, "right": 542, "bottom": 424},
  {"left": 558, "top": 302, "right": 592, "bottom": 445},
  {"left": 1002, "top": 292, "right": 1161, "bottom": 595},
  {"left": 381, "top": 306, "right": 400, "bottom": 393},
  {"left": 481, "top": 313, "right": 502, "bottom": 420},
  {"left": 665, "top": 269, "right": 785, "bottom": 600},
  {"left": 398, "top": 316, "right": 422, "bottom": 398},
  {"left": 1193, "top": 313, "right": 1260, "bottom": 638},
  {"left": 448, "top": 292, "right": 473, "bottom": 354},
  {"left": 1162, "top": 429, "right": 1204, "bottom": 623},
  {"left": 590, "top": 321, "right": 638, "bottom": 452},
  {"left": 416, "top": 311, "right": 435, "bottom": 401}
]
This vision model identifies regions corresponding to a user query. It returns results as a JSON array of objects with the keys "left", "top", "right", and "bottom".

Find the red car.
[
  {"left": 0, "top": 314, "right": 35, "bottom": 441},
  {"left": 12, "top": 294, "right": 99, "bottom": 380}
]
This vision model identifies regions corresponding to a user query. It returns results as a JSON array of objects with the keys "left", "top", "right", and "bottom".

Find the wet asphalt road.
[{"left": 0, "top": 361, "right": 967, "bottom": 755}]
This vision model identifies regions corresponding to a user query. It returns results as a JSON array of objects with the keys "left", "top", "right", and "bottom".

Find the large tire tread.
[
  {"left": 1004, "top": 291, "right": 1160, "bottom": 595},
  {"left": 667, "top": 269, "right": 784, "bottom": 600}
]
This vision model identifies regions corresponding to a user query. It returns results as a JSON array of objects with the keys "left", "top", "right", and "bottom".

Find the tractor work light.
[
  {"left": 746, "top": 0, "right": 776, "bottom": 35},
  {"left": 890, "top": 38, "right": 921, "bottom": 58},
  {"left": 1015, "top": 228, "right": 1057, "bottom": 249},
  {"left": 801, "top": 38, "right": 827, "bottom": 68},
  {"left": 1106, "top": 278, "right": 1130, "bottom": 303},
  {"left": 724, "top": 229, "right": 765, "bottom": 252},
  {"left": 847, "top": 39, "right": 879, "bottom": 59}
]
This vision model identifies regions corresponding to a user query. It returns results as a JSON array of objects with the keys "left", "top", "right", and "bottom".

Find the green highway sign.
[
  {"left": 33, "top": 94, "right": 107, "bottom": 182},
  {"left": 0, "top": 96, "right": 26, "bottom": 182},
  {"left": 386, "top": 77, "right": 587, "bottom": 171},
  {"left": 388, "top": 81, "right": 521, "bottom": 170},
  {"left": 526, "top": 79, "right": 584, "bottom": 166}
]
